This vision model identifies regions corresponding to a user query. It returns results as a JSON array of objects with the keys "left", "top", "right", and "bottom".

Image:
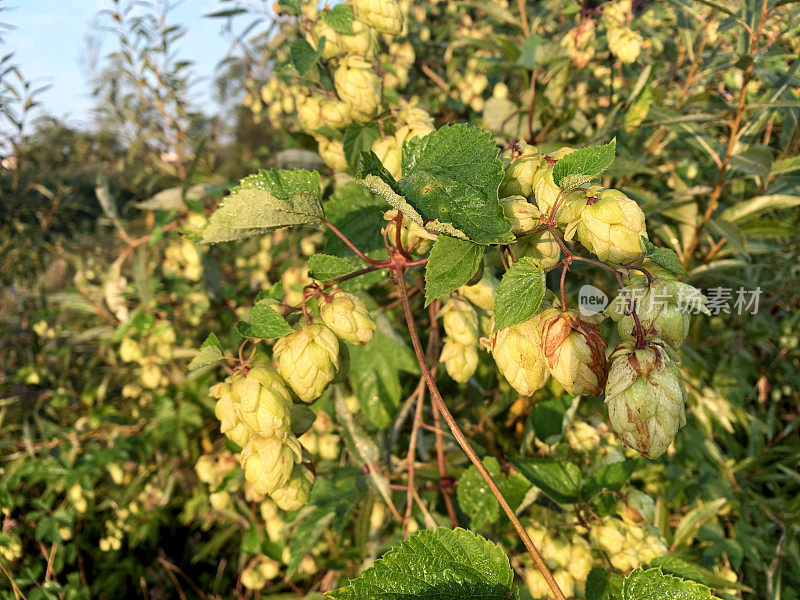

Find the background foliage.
[{"left": 1, "top": 0, "right": 799, "bottom": 599}]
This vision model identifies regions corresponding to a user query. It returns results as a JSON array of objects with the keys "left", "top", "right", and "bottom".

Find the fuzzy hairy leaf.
[
  {"left": 308, "top": 254, "right": 356, "bottom": 281},
  {"left": 641, "top": 237, "right": 687, "bottom": 276},
  {"left": 396, "top": 124, "right": 513, "bottom": 244},
  {"left": 187, "top": 333, "right": 224, "bottom": 371},
  {"left": 202, "top": 170, "right": 323, "bottom": 243},
  {"left": 424, "top": 236, "right": 484, "bottom": 307},
  {"left": 493, "top": 257, "right": 545, "bottom": 331},
  {"left": 326, "top": 528, "right": 517, "bottom": 600},
  {"left": 553, "top": 140, "right": 616, "bottom": 188},
  {"left": 236, "top": 304, "right": 292, "bottom": 339},
  {"left": 622, "top": 568, "right": 718, "bottom": 600}
]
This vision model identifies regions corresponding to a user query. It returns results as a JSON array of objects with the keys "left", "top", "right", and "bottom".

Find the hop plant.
[
  {"left": 605, "top": 340, "right": 687, "bottom": 458},
  {"left": 440, "top": 338, "right": 479, "bottom": 382},
  {"left": 500, "top": 195, "right": 540, "bottom": 235},
  {"left": 309, "top": 18, "right": 378, "bottom": 60},
  {"left": 458, "top": 270, "right": 498, "bottom": 312},
  {"left": 241, "top": 434, "right": 303, "bottom": 496},
  {"left": 383, "top": 209, "right": 437, "bottom": 255},
  {"left": 297, "top": 93, "right": 352, "bottom": 133},
  {"left": 577, "top": 187, "right": 648, "bottom": 265},
  {"left": 319, "top": 290, "right": 377, "bottom": 345},
  {"left": 540, "top": 309, "right": 608, "bottom": 396},
  {"left": 334, "top": 55, "right": 382, "bottom": 122},
  {"left": 211, "top": 381, "right": 253, "bottom": 448},
  {"left": 511, "top": 229, "right": 562, "bottom": 270},
  {"left": 607, "top": 275, "right": 710, "bottom": 348},
  {"left": 485, "top": 315, "right": 549, "bottom": 397},
  {"left": 274, "top": 323, "right": 341, "bottom": 402},
  {"left": 271, "top": 463, "right": 315, "bottom": 511},
  {"left": 442, "top": 297, "right": 479, "bottom": 347},
  {"left": 352, "top": 0, "right": 404, "bottom": 35},
  {"left": 241, "top": 555, "right": 281, "bottom": 590},
  {"left": 231, "top": 364, "right": 294, "bottom": 440},
  {"left": 315, "top": 136, "right": 349, "bottom": 172},
  {"left": 499, "top": 142, "right": 544, "bottom": 198}
]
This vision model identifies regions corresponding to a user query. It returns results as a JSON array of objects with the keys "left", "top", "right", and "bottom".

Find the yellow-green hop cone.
[
  {"left": 274, "top": 323, "right": 340, "bottom": 402},
  {"left": 270, "top": 463, "right": 315, "bottom": 511},
  {"left": 352, "top": 0, "right": 403, "bottom": 35},
  {"left": 511, "top": 229, "right": 561, "bottom": 269},
  {"left": 241, "top": 434, "right": 302, "bottom": 496},
  {"left": 608, "top": 27, "right": 643, "bottom": 64},
  {"left": 531, "top": 148, "right": 575, "bottom": 216},
  {"left": 605, "top": 340, "right": 687, "bottom": 459},
  {"left": 334, "top": 55, "right": 381, "bottom": 122},
  {"left": 607, "top": 276, "right": 710, "bottom": 349},
  {"left": 442, "top": 297, "right": 479, "bottom": 346},
  {"left": 232, "top": 364, "right": 294, "bottom": 440},
  {"left": 459, "top": 270, "right": 498, "bottom": 312},
  {"left": 577, "top": 187, "right": 648, "bottom": 265},
  {"left": 500, "top": 195, "right": 540, "bottom": 234},
  {"left": 485, "top": 315, "right": 549, "bottom": 397},
  {"left": 309, "top": 18, "right": 378, "bottom": 60},
  {"left": 540, "top": 309, "right": 608, "bottom": 396},
  {"left": 383, "top": 209, "right": 436, "bottom": 256},
  {"left": 319, "top": 291, "right": 376, "bottom": 345},
  {"left": 314, "top": 136, "right": 349, "bottom": 172},
  {"left": 241, "top": 555, "right": 281, "bottom": 590},
  {"left": 298, "top": 93, "right": 351, "bottom": 133},
  {"left": 499, "top": 142, "right": 543, "bottom": 198},
  {"left": 440, "top": 338, "right": 478, "bottom": 383},
  {"left": 211, "top": 381, "right": 252, "bottom": 447}
]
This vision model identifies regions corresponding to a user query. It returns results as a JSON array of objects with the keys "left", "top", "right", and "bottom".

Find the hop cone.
[
  {"left": 486, "top": 316, "right": 549, "bottom": 396},
  {"left": 232, "top": 364, "right": 294, "bottom": 440},
  {"left": 440, "top": 338, "right": 479, "bottom": 383},
  {"left": 442, "top": 297, "right": 479, "bottom": 346},
  {"left": 499, "top": 141, "right": 543, "bottom": 198},
  {"left": 274, "top": 323, "right": 340, "bottom": 402},
  {"left": 383, "top": 209, "right": 436, "bottom": 255},
  {"left": 607, "top": 276, "right": 710, "bottom": 349},
  {"left": 319, "top": 291, "right": 376, "bottom": 345},
  {"left": 334, "top": 55, "right": 381, "bottom": 122},
  {"left": 352, "top": 0, "right": 403, "bottom": 35},
  {"left": 605, "top": 341, "right": 687, "bottom": 459},
  {"left": 211, "top": 381, "right": 252, "bottom": 448},
  {"left": 271, "top": 463, "right": 315, "bottom": 511},
  {"left": 577, "top": 187, "right": 648, "bottom": 265},
  {"left": 241, "top": 434, "right": 302, "bottom": 496},
  {"left": 540, "top": 309, "right": 608, "bottom": 396}
]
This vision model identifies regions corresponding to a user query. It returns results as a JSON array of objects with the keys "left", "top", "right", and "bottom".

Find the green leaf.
[
  {"left": 641, "top": 237, "right": 686, "bottom": 276},
  {"left": 552, "top": 140, "right": 616, "bottom": 189},
  {"left": 513, "top": 458, "right": 582, "bottom": 504},
  {"left": 622, "top": 568, "right": 718, "bottom": 600},
  {"left": 493, "top": 257, "right": 545, "bottom": 331},
  {"left": 326, "top": 528, "right": 517, "bottom": 600},
  {"left": 320, "top": 4, "right": 354, "bottom": 34},
  {"left": 187, "top": 333, "right": 224, "bottom": 371},
  {"left": 396, "top": 124, "right": 513, "bottom": 245},
  {"left": 347, "top": 310, "right": 420, "bottom": 428},
  {"left": 202, "top": 170, "right": 323, "bottom": 243},
  {"left": 356, "top": 150, "right": 400, "bottom": 189},
  {"left": 343, "top": 123, "right": 380, "bottom": 174},
  {"left": 586, "top": 567, "right": 623, "bottom": 600},
  {"left": 308, "top": 254, "right": 356, "bottom": 281},
  {"left": 527, "top": 395, "right": 572, "bottom": 444},
  {"left": 290, "top": 38, "right": 324, "bottom": 76},
  {"left": 671, "top": 498, "right": 727, "bottom": 550},
  {"left": 648, "top": 557, "right": 751, "bottom": 592},
  {"left": 457, "top": 457, "right": 533, "bottom": 529},
  {"left": 582, "top": 460, "right": 638, "bottom": 501},
  {"left": 424, "top": 236, "right": 485, "bottom": 307},
  {"left": 718, "top": 194, "right": 800, "bottom": 223},
  {"left": 515, "top": 33, "right": 548, "bottom": 69},
  {"left": 236, "top": 304, "right": 293, "bottom": 339}
]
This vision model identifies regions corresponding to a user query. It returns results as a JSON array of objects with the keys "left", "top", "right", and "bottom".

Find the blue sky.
[{"left": 3, "top": 0, "right": 241, "bottom": 128}]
